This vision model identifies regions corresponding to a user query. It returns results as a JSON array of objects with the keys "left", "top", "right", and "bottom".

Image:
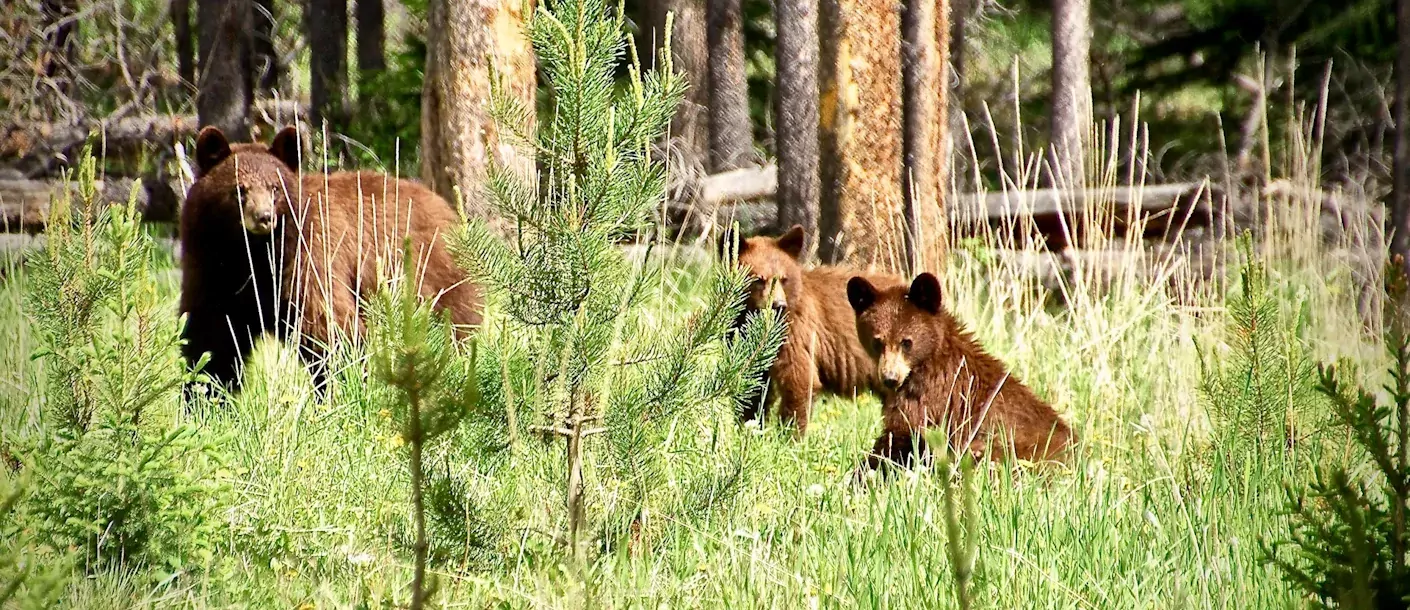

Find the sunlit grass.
[{"left": 0, "top": 98, "right": 1386, "bottom": 608}]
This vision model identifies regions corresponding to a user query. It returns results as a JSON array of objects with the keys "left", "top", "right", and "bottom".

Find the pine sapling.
[
  {"left": 1262, "top": 264, "right": 1410, "bottom": 608},
  {"left": 368, "top": 241, "right": 480, "bottom": 609}
]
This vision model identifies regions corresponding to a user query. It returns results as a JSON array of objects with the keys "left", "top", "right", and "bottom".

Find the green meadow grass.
[{"left": 0, "top": 184, "right": 1382, "bottom": 608}]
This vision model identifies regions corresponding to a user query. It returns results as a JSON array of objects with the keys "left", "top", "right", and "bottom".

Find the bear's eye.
[
  {"left": 872, "top": 337, "right": 884, "bottom": 352},
  {"left": 232, "top": 186, "right": 247, "bottom": 201},
  {"left": 900, "top": 338, "right": 913, "bottom": 352}
]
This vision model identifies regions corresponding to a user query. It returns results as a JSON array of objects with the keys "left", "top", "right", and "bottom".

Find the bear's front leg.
[{"left": 181, "top": 308, "right": 259, "bottom": 392}]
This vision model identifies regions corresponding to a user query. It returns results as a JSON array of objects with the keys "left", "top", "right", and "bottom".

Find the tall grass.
[{"left": 0, "top": 76, "right": 1389, "bottom": 607}]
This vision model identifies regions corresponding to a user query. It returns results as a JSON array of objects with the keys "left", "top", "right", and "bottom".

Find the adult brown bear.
[
  {"left": 178, "top": 126, "right": 480, "bottom": 391},
  {"left": 847, "top": 272, "right": 1074, "bottom": 469},
  {"left": 724, "top": 225, "right": 900, "bottom": 434}
]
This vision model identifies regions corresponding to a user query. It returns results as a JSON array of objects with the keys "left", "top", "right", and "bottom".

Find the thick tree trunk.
[
  {"left": 420, "top": 0, "right": 536, "bottom": 219},
  {"left": 648, "top": 0, "right": 711, "bottom": 176},
  {"left": 252, "top": 0, "right": 281, "bottom": 92},
  {"left": 196, "top": 0, "right": 253, "bottom": 140},
  {"left": 774, "top": 0, "right": 822, "bottom": 257},
  {"left": 1049, "top": 0, "right": 1091, "bottom": 189},
  {"left": 172, "top": 0, "right": 194, "bottom": 86},
  {"left": 307, "top": 0, "right": 349, "bottom": 132},
  {"left": 706, "top": 0, "right": 754, "bottom": 172},
  {"left": 819, "top": 0, "right": 904, "bottom": 267},
  {"left": 356, "top": 0, "right": 387, "bottom": 85},
  {"left": 900, "top": 0, "right": 951, "bottom": 274},
  {"left": 1393, "top": 0, "right": 1410, "bottom": 281}
]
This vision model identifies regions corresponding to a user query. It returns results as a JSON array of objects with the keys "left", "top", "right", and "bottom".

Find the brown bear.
[
  {"left": 179, "top": 125, "right": 481, "bottom": 391},
  {"left": 846, "top": 272, "right": 1074, "bottom": 469},
  {"left": 725, "top": 225, "right": 900, "bottom": 434}
]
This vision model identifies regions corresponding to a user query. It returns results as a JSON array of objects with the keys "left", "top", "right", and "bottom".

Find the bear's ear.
[
  {"left": 268, "top": 126, "right": 301, "bottom": 171},
  {"left": 776, "top": 224, "right": 806, "bottom": 259},
  {"left": 847, "top": 276, "right": 877, "bottom": 314},
  {"left": 194, "top": 126, "right": 231, "bottom": 176},
  {"left": 906, "top": 272, "right": 943, "bottom": 314},
  {"left": 718, "top": 225, "right": 748, "bottom": 260}
]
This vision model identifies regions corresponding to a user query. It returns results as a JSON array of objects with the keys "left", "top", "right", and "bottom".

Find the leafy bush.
[{"left": 7, "top": 155, "right": 228, "bottom": 575}]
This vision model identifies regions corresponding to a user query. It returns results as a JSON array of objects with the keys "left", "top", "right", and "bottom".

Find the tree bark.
[
  {"left": 819, "top": 0, "right": 904, "bottom": 267},
  {"left": 420, "top": 0, "right": 536, "bottom": 219},
  {"left": 706, "top": 0, "right": 754, "bottom": 172},
  {"left": 775, "top": 0, "right": 822, "bottom": 257},
  {"left": 947, "top": 0, "right": 968, "bottom": 183},
  {"left": 196, "top": 0, "right": 253, "bottom": 140},
  {"left": 1049, "top": 0, "right": 1091, "bottom": 189},
  {"left": 356, "top": 0, "right": 387, "bottom": 86},
  {"left": 307, "top": 0, "right": 349, "bottom": 132},
  {"left": 1393, "top": 0, "right": 1410, "bottom": 281},
  {"left": 900, "top": 0, "right": 951, "bottom": 274},
  {"left": 648, "top": 0, "right": 711, "bottom": 176},
  {"left": 172, "top": 0, "right": 194, "bottom": 86},
  {"left": 252, "top": 0, "right": 281, "bottom": 92}
]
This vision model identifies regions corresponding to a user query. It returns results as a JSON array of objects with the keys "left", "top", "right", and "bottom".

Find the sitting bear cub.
[{"left": 847, "top": 272, "right": 1074, "bottom": 468}]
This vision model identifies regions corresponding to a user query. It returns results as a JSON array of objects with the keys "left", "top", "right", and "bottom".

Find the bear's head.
[
  {"left": 847, "top": 272, "right": 945, "bottom": 392},
  {"left": 724, "top": 224, "right": 806, "bottom": 314},
  {"left": 190, "top": 125, "right": 302, "bottom": 236}
]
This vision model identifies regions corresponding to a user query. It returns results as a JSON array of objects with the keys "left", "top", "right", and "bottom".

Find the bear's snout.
[
  {"left": 878, "top": 350, "right": 911, "bottom": 391},
  {"left": 241, "top": 191, "right": 278, "bottom": 235}
]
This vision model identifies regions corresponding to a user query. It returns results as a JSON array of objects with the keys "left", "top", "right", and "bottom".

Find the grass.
[{"left": 0, "top": 106, "right": 1387, "bottom": 608}]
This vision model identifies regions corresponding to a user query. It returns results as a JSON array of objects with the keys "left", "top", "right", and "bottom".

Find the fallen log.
[
  {"left": 0, "top": 177, "right": 181, "bottom": 233},
  {"left": 699, "top": 164, "right": 777, "bottom": 205},
  {"left": 680, "top": 175, "right": 1229, "bottom": 248},
  {"left": 2, "top": 100, "right": 306, "bottom": 176}
]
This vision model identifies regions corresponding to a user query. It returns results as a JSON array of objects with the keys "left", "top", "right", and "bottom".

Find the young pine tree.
[
  {"left": 366, "top": 242, "right": 481, "bottom": 610},
  {"left": 1198, "top": 237, "right": 1322, "bottom": 483},
  {"left": 12, "top": 153, "right": 227, "bottom": 575},
  {"left": 1262, "top": 264, "right": 1410, "bottom": 609},
  {"left": 451, "top": 0, "right": 783, "bottom": 557}
]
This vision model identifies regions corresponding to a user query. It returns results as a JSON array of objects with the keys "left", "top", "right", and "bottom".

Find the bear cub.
[
  {"left": 179, "top": 126, "right": 481, "bottom": 391},
  {"left": 726, "top": 225, "right": 899, "bottom": 434},
  {"left": 847, "top": 272, "right": 1074, "bottom": 468}
]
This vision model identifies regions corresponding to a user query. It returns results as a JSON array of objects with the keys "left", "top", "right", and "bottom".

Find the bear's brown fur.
[
  {"left": 726, "top": 225, "right": 900, "bottom": 434},
  {"left": 847, "top": 272, "right": 1073, "bottom": 468},
  {"left": 179, "top": 125, "right": 480, "bottom": 390}
]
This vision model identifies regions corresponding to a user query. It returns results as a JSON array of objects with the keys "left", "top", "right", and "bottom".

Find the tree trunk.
[
  {"left": 819, "top": 0, "right": 903, "bottom": 267},
  {"left": 648, "top": 0, "right": 710, "bottom": 177},
  {"left": 947, "top": 0, "right": 968, "bottom": 185},
  {"left": 420, "top": 0, "right": 536, "bottom": 219},
  {"left": 774, "top": 0, "right": 822, "bottom": 257},
  {"left": 252, "top": 0, "right": 281, "bottom": 93},
  {"left": 1393, "top": 0, "right": 1410, "bottom": 282},
  {"left": 1049, "top": 0, "right": 1091, "bottom": 189},
  {"left": 172, "top": 0, "right": 194, "bottom": 86},
  {"left": 356, "top": 0, "right": 387, "bottom": 88},
  {"left": 706, "top": 0, "right": 754, "bottom": 172},
  {"left": 307, "top": 0, "right": 349, "bottom": 133},
  {"left": 196, "top": 0, "right": 253, "bottom": 141},
  {"left": 40, "top": 0, "right": 79, "bottom": 96},
  {"left": 900, "top": 0, "right": 951, "bottom": 274}
]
